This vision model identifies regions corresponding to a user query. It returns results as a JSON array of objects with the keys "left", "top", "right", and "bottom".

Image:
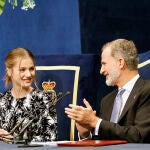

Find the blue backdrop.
[{"left": 0, "top": 0, "right": 81, "bottom": 91}]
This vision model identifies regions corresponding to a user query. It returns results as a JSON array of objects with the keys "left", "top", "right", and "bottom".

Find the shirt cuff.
[
  {"left": 78, "top": 132, "right": 92, "bottom": 141},
  {"left": 94, "top": 118, "right": 102, "bottom": 135}
]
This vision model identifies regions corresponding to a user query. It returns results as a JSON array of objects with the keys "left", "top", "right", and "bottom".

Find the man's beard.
[{"left": 106, "top": 70, "right": 120, "bottom": 86}]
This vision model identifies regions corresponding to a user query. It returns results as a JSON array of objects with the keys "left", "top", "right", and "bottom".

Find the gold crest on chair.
[{"left": 42, "top": 80, "right": 57, "bottom": 105}]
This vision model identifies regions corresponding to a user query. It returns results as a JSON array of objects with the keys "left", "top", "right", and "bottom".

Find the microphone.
[
  {"left": 46, "top": 92, "right": 63, "bottom": 105},
  {"left": 9, "top": 99, "right": 28, "bottom": 135},
  {"left": 19, "top": 91, "right": 71, "bottom": 132},
  {"left": 10, "top": 118, "right": 25, "bottom": 134},
  {"left": 55, "top": 91, "right": 71, "bottom": 104},
  {"left": 11, "top": 91, "right": 71, "bottom": 144},
  {"left": 18, "top": 119, "right": 34, "bottom": 136},
  {"left": 12, "top": 119, "right": 34, "bottom": 144},
  {"left": 46, "top": 91, "right": 71, "bottom": 105}
]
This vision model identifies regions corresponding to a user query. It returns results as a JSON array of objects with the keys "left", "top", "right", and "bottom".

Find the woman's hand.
[{"left": 0, "top": 128, "right": 13, "bottom": 142}]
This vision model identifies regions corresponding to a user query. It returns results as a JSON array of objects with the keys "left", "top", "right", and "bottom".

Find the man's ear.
[{"left": 119, "top": 58, "right": 126, "bottom": 69}]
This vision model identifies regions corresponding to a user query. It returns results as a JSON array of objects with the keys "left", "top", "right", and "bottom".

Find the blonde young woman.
[{"left": 0, "top": 48, "right": 57, "bottom": 143}]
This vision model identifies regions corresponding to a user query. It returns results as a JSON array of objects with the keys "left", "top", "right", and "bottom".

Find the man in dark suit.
[{"left": 65, "top": 39, "right": 150, "bottom": 143}]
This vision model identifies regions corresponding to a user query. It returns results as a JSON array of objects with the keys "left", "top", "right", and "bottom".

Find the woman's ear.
[{"left": 6, "top": 68, "right": 12, "bottom": 77}]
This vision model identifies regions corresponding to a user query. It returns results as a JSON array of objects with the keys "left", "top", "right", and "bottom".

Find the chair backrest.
[
  {"left": 35, "top": 54, "right": 100, "bottom": 141},
  {"left": 138, "top": 50, "right": 150, "bottom": 79}
]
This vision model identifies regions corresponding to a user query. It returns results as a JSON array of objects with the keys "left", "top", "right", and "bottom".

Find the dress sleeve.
[{"left": 33, "top": 91, "right": 57, "bottom": 141}]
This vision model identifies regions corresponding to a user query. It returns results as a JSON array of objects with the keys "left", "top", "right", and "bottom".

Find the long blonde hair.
[{"left": 4, "top": 47, "right": 36, "bottom": 88}]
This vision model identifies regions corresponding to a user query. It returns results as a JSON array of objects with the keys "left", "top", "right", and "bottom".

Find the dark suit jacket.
[{"left": 93, "top": 77, "right": 150, "bottom": 143}]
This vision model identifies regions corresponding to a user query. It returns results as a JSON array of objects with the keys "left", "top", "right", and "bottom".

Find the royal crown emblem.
[
  {"left": 42, "top": 80, "right": 57, "bottom": 104},
  {"left": 42, "top": 80, "right": 56, "bottom": 92}
]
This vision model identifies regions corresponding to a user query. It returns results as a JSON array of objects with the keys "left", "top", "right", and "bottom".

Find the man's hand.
[
  {"left": 0, "top": 128, "right": 13, "bottom": 142},
  {"left": 75, "top": 122, "right": 91, "bottom": 139},
  {"left": 65, "top": 98, "right": 99, "bottom": 137}
]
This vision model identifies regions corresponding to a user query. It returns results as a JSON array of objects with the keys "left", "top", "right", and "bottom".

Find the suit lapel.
[{"left": 118, "top": 77, "right": 145, "bottom": 122}]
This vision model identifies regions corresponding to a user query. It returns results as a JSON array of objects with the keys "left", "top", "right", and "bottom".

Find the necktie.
[{"left": 110, "top": 88, "right": 125, "bottom": 123}]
